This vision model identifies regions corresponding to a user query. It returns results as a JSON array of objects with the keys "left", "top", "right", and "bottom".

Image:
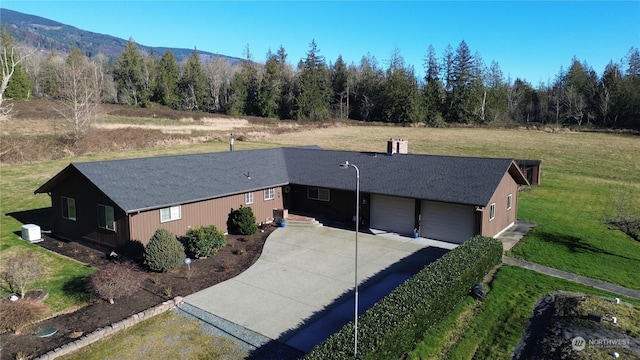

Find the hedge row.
[{"left": 305, "top": 235, "right": 503, "bottom": 360}]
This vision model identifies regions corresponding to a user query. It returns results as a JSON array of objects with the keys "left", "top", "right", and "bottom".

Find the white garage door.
[
  {"left": 421, "top": 201, "right": 475, "bottom": 243},
  {"left": 370, "top": 194, "right": 415, "bottom": 235}
]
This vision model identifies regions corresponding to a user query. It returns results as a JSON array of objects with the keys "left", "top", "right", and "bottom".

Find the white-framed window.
[
  {"left": 264, "top": 188, "right": 275, "bottom": 201},
  {"left": 307, "top": 187, "right": 330, "bottom": 202},
  {"left": 507, "top": 194, "right": 513, "bottom": 210},
  {"left": 489, "top": 203, "right": 496, "bottom": 221},
  {"left": 245, "top": 192, "right": 254, "bottom": 205},
  {"left": 160, "top": 205, "right": 181, "bottom": 223},
  {"left": 97, "top": 204, "right": 115, "bottom": 231},
  {"left": 61, "top": 196, "right": 76, "bottom": 221}
]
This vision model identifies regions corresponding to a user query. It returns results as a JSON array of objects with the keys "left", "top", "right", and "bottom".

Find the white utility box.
[{"left": 21, "top": 224, "right": 42, "bottom": 243}]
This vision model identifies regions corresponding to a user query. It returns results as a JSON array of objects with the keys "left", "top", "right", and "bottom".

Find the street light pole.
[{"left": 340, "top": 160, "right": 359, "bottom": 357}]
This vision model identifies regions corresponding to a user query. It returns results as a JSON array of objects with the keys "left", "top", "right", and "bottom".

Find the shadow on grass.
[
  {"left": 6, "top": 207, "right": 52, "bottom": 234},
  {"left": 536, "top": 230, "right": 638, "bottom": 262},
  {"left": 60, "top": 274, "right": 93, "bottom": 303}
]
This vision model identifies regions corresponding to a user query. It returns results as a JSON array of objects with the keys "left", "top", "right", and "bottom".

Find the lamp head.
[{"left": 339, "top": 161, "right": 350, "bottom": 169}]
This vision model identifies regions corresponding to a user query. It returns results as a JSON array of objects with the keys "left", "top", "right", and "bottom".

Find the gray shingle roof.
[
  {"left": 36, "top": 147, "right": 525, "bottom": 213},
  {"left": 283, "top": 148, "right": 518, "bottom": 206}
]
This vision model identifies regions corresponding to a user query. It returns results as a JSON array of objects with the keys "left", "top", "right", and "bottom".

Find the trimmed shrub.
[
  {"left": 90, "top": 262, "right": 146, "bottom": 304},
  {"left": 1, "top": 252, "right": 41, "bottom": 299},
  {"left": 0, "top": 300, "right": 50, "bottom": 334},
  {"left": 305, "top": 235, "right": 503, "bottom": 359},
  {"left": 184, "top": 225, "right": 227, "bottom": 258},
  {"left": 144, "top": 228, "right": 185, "bottom": 273},
  {"left": 227, "top": 206, "right": 258, "bottom": 235}
]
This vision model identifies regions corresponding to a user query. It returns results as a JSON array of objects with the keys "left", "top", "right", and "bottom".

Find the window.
[
  {"left": 245, "top": 192, "right": 254, "bottom": 205},
  {"left": 98, "top": 204, "right": 115, "bottom": 231},
  {"left": 160, "top": 205, "right": 181, "bottom": 223},
  {"left": 507, "top": 194, "right": 513, "bottom": 210},
  {"left": 61, "top": 196, "right": 76, "bottom": 220},
  {"left": 307, "top": 187, "right": 330, "bottom": 202},
  {"left": 489, "top": 203, "right": 496, "bottom": 221},
  {"left": 264, "top": 188, "right": 275, "bottom": 201}
]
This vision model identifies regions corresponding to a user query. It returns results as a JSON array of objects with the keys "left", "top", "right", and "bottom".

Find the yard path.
[{"left": 502, "top": 256, "right": 640, "bottom": 300}]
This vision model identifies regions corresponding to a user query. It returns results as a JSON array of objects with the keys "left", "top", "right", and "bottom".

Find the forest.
[{"left": 4, "top": 32, "right": 640, "bottom": 130}]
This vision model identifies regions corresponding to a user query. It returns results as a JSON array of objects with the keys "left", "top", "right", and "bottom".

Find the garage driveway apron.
[{"left": 181, "top": 226, "right": 455, "bottom": 353}]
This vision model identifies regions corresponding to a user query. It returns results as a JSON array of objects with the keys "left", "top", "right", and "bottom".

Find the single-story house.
[{"left": 35, "top": 140, "right": 532, "bottom": 251}]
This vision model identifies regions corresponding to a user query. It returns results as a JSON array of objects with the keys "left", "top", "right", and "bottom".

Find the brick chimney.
[{"left": 387, "top": 138, "right": 408, "bottom": 155}]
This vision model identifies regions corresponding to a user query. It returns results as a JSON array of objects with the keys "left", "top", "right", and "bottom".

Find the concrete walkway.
[
  {"left": 497, "top": 221, "right": 640, "bottom": 301},
  {"left": 180, "top": 226, "right": 454, "bottom": 354},
  {"left": 502, "top": 256, "right": 640, "bottom": 300},
  {"left": 496, "top": 221, "right": 536, "bottom": 251}
]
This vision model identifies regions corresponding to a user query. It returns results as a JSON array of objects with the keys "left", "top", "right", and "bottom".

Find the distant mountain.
[{"left": 0, "top": 8, "right": 243, "bottom": 65}]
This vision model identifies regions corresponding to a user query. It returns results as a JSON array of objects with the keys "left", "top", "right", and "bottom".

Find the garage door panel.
[
  {"left": 370, "top": 195, "right": 415, "bottom": 235},
  {"left": 421, "top": 201, "right": 474, "bottom": 244}
]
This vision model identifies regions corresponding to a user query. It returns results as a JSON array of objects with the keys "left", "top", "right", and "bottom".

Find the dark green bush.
[
  {"left": 305, "top": 235, "right": 503, "bottom": 360},
  {"left": 184, "top": 225, "right": 227, "bottom": 258},
  {"left": 143, "top": 228, "right": 185, "bottom": 273},
  {"left": 227, "top": 206, "right": 258, "bottom": 235}
]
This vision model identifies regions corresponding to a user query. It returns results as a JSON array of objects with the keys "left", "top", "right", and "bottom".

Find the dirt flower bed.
[{"left": 0, "top": 225, "right": 276, "bottom": 359}]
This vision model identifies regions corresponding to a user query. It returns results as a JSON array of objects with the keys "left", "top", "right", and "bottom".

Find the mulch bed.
[{"left": 0, "top": 225, "right": 276, "bottom": 359}]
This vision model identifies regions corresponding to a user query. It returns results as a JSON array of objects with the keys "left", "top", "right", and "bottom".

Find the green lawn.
[
  {"left": 407, "top": 265, "right": 640, "bottom": 360},
  {"left": 512, "top": 171, "right": 640, "bottom": 290}
]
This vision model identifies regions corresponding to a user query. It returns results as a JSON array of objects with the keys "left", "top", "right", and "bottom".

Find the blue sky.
[{"left": 3, "top": 1, "right": 639, "bottom": 84}]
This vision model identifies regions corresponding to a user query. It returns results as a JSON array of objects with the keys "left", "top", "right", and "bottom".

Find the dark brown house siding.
[
  {"left": 286, "top": 184, "right": 370, "bottom": 227},
  {"left": 49, "top": 171, "right": 127, "bottom": 249},
  {"left": 129, "top": 187, "right": 284, "bottom": 246},
  {"left": 480, "top": 171, "right": 520, "bottom": 237}
]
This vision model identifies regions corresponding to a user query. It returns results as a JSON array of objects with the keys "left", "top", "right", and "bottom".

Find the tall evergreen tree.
[
  {"left": 485, "top": 61, "right": 508, "bottom": 122},
  {"left": 331, "top": 55, "right": 349, "bottom": 118},
  {"left": 4, "top": 63, "right": 31, "bottom": 99},
  {"left": 227, "top": 45, "right": 259, "bottom": 116},
  {"left": 380, "top": 48, "right": 422, "bottom": 123},
  {"left": 276, "top": 46, "right": 295, "bottom": 120},
  {"left": 295, "top": 40, "right": 331, "bottom": 120},
  {"left": 448, "top": 40, "right": 476, "bottom": 123},
  {"left": 259, "top": 50, "right": 282, "bottom": 118},
  {"left": 179, "top": 49, "right": 208, "bottom": 111},
  {"left": 113, "top": 38, "right": 147, "bottom": 106},
  {"left": 351, "top": 53, "right": 383, "bottom": 121},
  {"left": 422, "top": 45, "right": 445, "bottom": 126},
  {"left": 152, "top": 50, "right": 179, "bottom": 108}
]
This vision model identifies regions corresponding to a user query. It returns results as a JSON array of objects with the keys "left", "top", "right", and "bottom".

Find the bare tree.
[
  {"left": 52, "top": 46, "right": 103, "bottom": 141},
  {"left": 203, "top": 57, "right": 232, "bottom": 112},
  {"left": 564, "top": 84, "right": 585, "bottom": 125},
  {"left": 1, "top": 253, "right": 41, "bottom": 299},
  {"left": 0, "top": 29, "right": 36, "bottom": 118}
]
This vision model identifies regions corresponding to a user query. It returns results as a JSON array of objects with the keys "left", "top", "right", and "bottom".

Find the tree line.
[{"left": 4, "top": 30, "right": 640, "bottom": 130}]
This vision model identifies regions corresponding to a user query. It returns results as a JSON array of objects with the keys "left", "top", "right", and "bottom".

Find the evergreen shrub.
[
  {"left": 143, "top": 228, "right": 185, "bottom": 272},
  {"left": 184, "top": 225, "right": 227, "bottom": 258},
  {"left": 227, "top": 206, "right": 258, "bottom": 235}
]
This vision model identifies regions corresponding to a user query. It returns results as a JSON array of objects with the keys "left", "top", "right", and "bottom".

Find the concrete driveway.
[{"left": 180, "top": 226, "right": 454, "bottom": 354}]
